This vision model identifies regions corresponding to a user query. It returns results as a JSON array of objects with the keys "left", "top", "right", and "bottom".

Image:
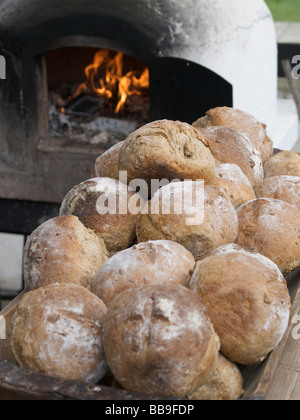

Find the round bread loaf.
[
  {"left": 95, "top": 141, "right": 124, "bottom": 180},
  {"left": 188, "top": 354, "right": 244, "bottom": 401},
  {"left": 118, "top": 119, "right": 216, "bottom": 189},
  {"left": 193, "top": 106, "right": 273, "bottom": 163},
  {"left": 209, "top": 163, "right": 256, "bottom": 208},
  {"left": 24, "top": 215, "right": 108, "bottom": 291},
  {"left": 255, "top": 175, "right": 300, "bottom": 211},
  {"left": 264, "top": 151, "right": 300, "bottom": 179},
  {"left": 190, "top": 244, "right": 291, "bottom": 365},
  {"left": 93, "top": 240, "right": 195, "bottom": 306},
  {"left": 136, "top": 182, "right": 239, "bottom": 260},
  {"left": 12, "top": 283, "right": 108, "bottom": 383},
  {"left": 102, "top": 284, "right": 220, "bottom": 397},
  {"left": 60, "top": 177, "right": 144, "bottom": 255},
  {"left": 236, "top": 198, "right": 300, "bottom": 274},
  {"left": 196, "top": 126, "right": 264, "bottom": 186}
]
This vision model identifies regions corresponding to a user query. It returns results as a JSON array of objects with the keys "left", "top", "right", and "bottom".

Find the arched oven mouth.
[
  {"left": 40, "top": 39, "right": 232, "bottom": 156},
  {"left": 0, "top": 0, "right": 275, "bottom": 203}
]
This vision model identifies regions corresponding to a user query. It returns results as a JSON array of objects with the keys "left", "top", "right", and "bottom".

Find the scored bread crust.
[
  {"left": 190, "top": 244, "right": 291, "bottom": 365},
  {"left": 102, "top": 284, "right": 220, "bottom": 397},
  {"left": 12, "top": 283, "right": 108, "bottom": 383},
  {"left": 118, "top": 119, "right": 216, "bottom": 186},
  {"left": 209, "top": 163, "right": 256, "bottom": 208},
  {"left": 255, "top": 175, "right": 300, "bottom": 211},
  {"left": 264, "top": 151, "right": 300, "bottom": 179},
  {"left": 136, "top": 183, "right": 239, "bottom": 260},
  {"left": 194, "top": 126, "right": 264, "bottom": 187},
  {"left": 193, "top": 107, "right": 273, "bottom": 163},
  {"left": 24, "top": 215, "right": 108, "bottom": 291},
  {"left": 60, "top": 178, "right": 143, "bottom": 254},
  {"left": 236, "top": 198, "right": 300, "bottom": 274},
  {"left": 93, "top": 240, "right": 195, "bottom": 306}
]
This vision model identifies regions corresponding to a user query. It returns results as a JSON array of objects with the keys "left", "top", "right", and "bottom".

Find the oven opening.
[{"left": 46, "top": 47, "right": 150, "bottom": 149}]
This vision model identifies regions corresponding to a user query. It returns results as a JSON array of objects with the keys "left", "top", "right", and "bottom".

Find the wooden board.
[
  {"left": 242, "top": 268, "right": 300, "bottom": 400},
  {"left": 0, "top": 292, "right": 25, "bottom": 364}
]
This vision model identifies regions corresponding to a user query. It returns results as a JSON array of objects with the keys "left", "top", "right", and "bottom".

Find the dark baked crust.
[
  {"left": 236, "top": 198, "right": 300, "bottom": 274},
  {"left": 193, "top": 107, "right": 273, "bottom": 163},
  {"left": 12, "top": 283, "right": 108, "bottom": 383},
  {"left": 93, "top": 240, "right": 195, "bottom": 306},
  {"left": 102, "top": 284, "right": 220, "bottom": 397},
  {"left": 60, "top": 178, "right": 142, "bottom": 254},
  {"left": 264, "top": 151, "right": 300, "bottom": 179},
  {"left": 136, "top": 184, "right": 239, "bottom": 260},
  {"left": 118, "top": 119, "right": 216, "bottom": 187},
  {"left": 190, "top": 244, "right": 291, "bottom": 365},
  {"left": 95, "top": 141, "right": 124, "bottom": 180},
  {"left": 196, "top": 126, "right": 264, "bottom": 186},
  {"left": 24, "top": 215, "right": 108, "bottom": 291}
]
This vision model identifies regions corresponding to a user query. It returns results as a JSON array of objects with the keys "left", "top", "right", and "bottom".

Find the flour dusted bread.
[
  {"left": 236, "top": 198, "right": 300, "bottom": 274},
  {"left": 264, "top": 151, "right": 300, "bottom": 179},
  {"left": 60, "top": 177, "right": 144, "bottom": 254},
  {"left": 255, "top": 176, "right": 300, "bottom": 211},
  {"left": 93, "top": 240, "right": 195, "bottom": 306},
  {"left": 95, "top": 141, "right": 124, "bottom": 180},
  {"left": 102, "top": 284, "right": 220, "bottom": 397},
  {"left": 196, "top": 126, "right": 264, "bottom": 186},
  {"left": 12, "top": 283, "right": 108, "bottom": 383},
  {"left": 190, "top": 244, "right": 291, "bottom": 365},
  {"left": 209, "top": 163, "right": 256, "bottom": 208},
  {"left": 24, "top": 215, "right": 108, "bottom": 291},
  {"left": 188, "top": 354, "right": 244, "bottom": 401},
  {"left": 193, "top": 106, "right": 273, "bottom": 163},
  {"left": 118, "top": 119, "right": 216, "bottom": 188},
  {"left": 136, "top": 182, "right": 239, "bottom": 260}
]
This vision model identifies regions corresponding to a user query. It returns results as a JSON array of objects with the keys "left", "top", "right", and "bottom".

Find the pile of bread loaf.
[{"left": 10, "top": 107, "right": 300, "bottom": 400}]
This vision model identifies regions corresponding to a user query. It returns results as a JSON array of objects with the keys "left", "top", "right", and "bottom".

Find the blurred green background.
[{"left": 265, "top": 0, "right": 300, "bottom": 22}]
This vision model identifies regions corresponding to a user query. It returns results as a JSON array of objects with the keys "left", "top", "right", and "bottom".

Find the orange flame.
[{"left": 74, "top": 50, "right": 149, "bottom": 114}]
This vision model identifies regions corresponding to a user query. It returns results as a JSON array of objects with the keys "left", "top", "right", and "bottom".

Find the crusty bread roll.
[
  {"left": 136, "top": 182, "right": 239, "bottom": 260},
  {"left": 264, "top": 151, "right": 300, "bottom": 179},
  {"left": 188, "top": 354, "right": 244, "bottom": 401},
  {"left": 12, "top": 283, "right": 108, "bottom": 383},
  {"left": 255, "top": 176, "right": 300, "bottom": 211},
  {"left": 195, "top": 126, "right": 264, "bottom": 186},
  {"left": 236, "top": 198, "right": 300, "bottom": 274},
  {"left": 193, "top": 107, "right": 273, "bottom": 163},
  {"left": 209, "top": 163, "right": 256, "bottom": 208},
  {"left": 95, "top": 141, "right": 124, "bottom": 180},
  {"left": 93, "top": 240, "right": 195, "bottom": 306},
  {"left": 102, "top": 284, "right": 220, "bottom": 397},
  {"left": 60, "top": 177, "right": 144, "bottom": 255},
  {"left": 118, "top": 119, "right": 216, "bottom": 188},
  {"left": 24, "top": 215, "right": 108, "bottom": 291},
  {"left": 190, "top": 244, "right": 291, "bottom": 365}
]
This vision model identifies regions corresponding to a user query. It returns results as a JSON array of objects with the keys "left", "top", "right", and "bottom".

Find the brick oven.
[{"left": 0, "top": 0, "right": 277, "bottom": 204}]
